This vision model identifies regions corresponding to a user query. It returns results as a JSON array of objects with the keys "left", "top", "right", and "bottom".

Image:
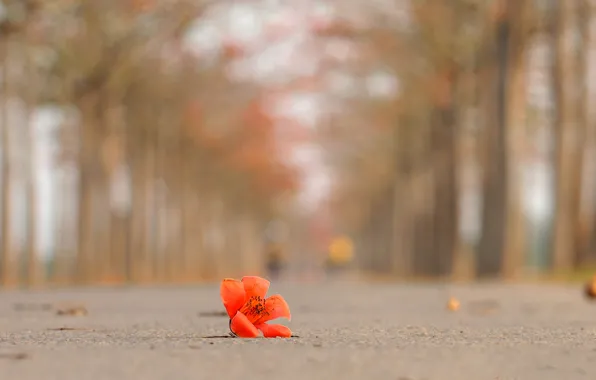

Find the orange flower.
[{"left": 220, "top": 276, "right": 292, "bottom": 338}]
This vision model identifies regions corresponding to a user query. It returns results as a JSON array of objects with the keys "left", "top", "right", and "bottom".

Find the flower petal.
[
  {"left": 254, "top": 294, "right": 291, "bottom": 324},
  {"left": 241, "top": 276, "right": 270, "bottom": 300},
  {"left": 220, "top": 278, "right": 246, "bottom": 319},
  {"left": 230, "top": 311, "right": 260, "bottom": 338},
  {"left": 256, "top": 323, "right": 292, "bottom": 338}
]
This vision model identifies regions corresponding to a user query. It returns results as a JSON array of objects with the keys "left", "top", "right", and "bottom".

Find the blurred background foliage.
[{"left": 0, "top": 0, "right": 595, "bottom": 288}]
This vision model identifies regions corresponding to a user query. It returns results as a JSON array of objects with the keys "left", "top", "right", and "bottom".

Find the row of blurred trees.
[
  {"left": 324, "top": 0, "right": 596, "bottom": 279},
  {"left": 0, "top": 1, "right": 298, "bottom": 287},
  {"left": 2, "top": 0, "right": 594, "bottom": 287}
]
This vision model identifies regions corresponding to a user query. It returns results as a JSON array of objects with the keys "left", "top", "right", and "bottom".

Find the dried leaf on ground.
[
  {"left": 46, "top": 327, "right": 90, "bottom": 331},
  {"left": 0, "top": 352, "right": 29, "bottom": 360},
  {"left": 55, "top": 306, "right": 88, "bottom": 317}
]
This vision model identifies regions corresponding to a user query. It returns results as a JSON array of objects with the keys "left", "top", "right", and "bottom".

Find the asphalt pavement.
[{"left": 1, "top": 280, "right": 595, "bottom": 380}]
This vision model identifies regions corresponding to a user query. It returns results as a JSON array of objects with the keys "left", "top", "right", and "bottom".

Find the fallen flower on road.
[
  {"left": 220, "top": 275, "right": 292, "bottom": 338},
  {"left": 584, "top": 275, "right": 596, "bottom": 299},
  {"left": 446, "top": 296, "right": 460, "bottom": 311}
]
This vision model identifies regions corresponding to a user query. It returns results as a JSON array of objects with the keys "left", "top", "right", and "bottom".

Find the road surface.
[{"left": 1, "top": 281, "right": 595, "bottom": 380}]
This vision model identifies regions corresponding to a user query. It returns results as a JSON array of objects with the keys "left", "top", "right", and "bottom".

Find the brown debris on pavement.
[{"left": 56, "top": 305, "right": 88, "bottom": 317}]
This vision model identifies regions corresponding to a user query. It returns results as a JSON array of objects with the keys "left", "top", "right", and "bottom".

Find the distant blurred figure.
[
  {"left": 324, "top": 235, "right": 354, "bottom": 276},
  {"left": 266, "top": 242, "right": 286, "bottom": 280}
]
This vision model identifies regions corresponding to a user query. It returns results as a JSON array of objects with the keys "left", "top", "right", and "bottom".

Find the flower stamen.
[{"left": 240, "top": 295, "right": 270, "bottom": 321}]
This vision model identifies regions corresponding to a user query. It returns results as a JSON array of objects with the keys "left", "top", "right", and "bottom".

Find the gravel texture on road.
[{"left": 1, "top": 281, "right": 595, "bottom": 380}]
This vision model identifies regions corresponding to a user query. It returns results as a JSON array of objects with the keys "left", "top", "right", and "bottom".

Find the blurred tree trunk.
[
  {"left": 476, "top": 4, "right": 513, "bottom": 277},
  {"left": 0, "top": 39, "right": 14, "bottom": 287},
  {"left": 372, "top": 198, "right": 388, "bottom": 273},
  {"left": 453, "top": 55, "right": 482, "bottom": 280},
  {"left": 145, "top": 117, "right": 158, "bottom": 282},
  {"left": 53, "top": 121, "right": 78, "bottom": 284},
  {"left": 393, "top": 121, "right": 437, "bottom": 278},
  {"left": 106, "top": 105, "right": 129, "bottom": 283},
  {"left": 109, "top": 177, "right": 129, "bottom": 283},
  {"left": 476, "top": 0, "right": 531, "bottom": 278},
  {"left": 53, "top": 171, "right": 68, "bottom": 283},
  {"left": 196, "top": 169, "right": 215, "bottom": 280},
  {"left": 243, "top": 215, "right": 263, "bottom": 275},
  {"left": 153, "top": 110, "right": 166, "bottom": 282},
  {"left": 76, "top": 89, "right": 112, "bottom": 284},
  {"left": 160, "top": 111, "right": 182, "bottom": 282},
  {"left": 182, "top": 157, "right": 202, "bottom": 280},
  {"left": 357, "top": 200, "right": 375, "bottom": 273},
  {"left": 501, "top": 52, "right": 527, "bottom": 278},
  {"left": 127, "top": 122, "right": 149, "bottom": 282},
  {"left": 24, "top": 39, "right": 40, "bottom": 287},
  {"left": 411, "top": 168, "right": 435, "bottom": 277},
  {"left": 179, "top": 143, "right": 191, "bottom": 280},
  {"left": 430, "top": 69, "right": 459, "bottom": 277},
  {"left": 390, "top": 126, "right": 414, "bottom": 277},
  {"left": 551, "top": 0, "right": 583, "bottom": 271},
  {"left": 76, "top": 97, "right": 98, "bottom": 284},
  {"left": 590, "top": 2, "right": 596, "bottom": 262},
  {"left": 395, "top": 198, "right": 413, "bottom": 277},
  {"left": 93, "top": 100, "right": 113, "bottom": 283},
  {"left": 202, "top": 194, "right": 221, "bottom": 278},
  {"left": 573, "top": 0, "right": 592, "bottom": 266},
  {"left": 501, "top": 1, "right": 531, "bottom": 278},
  {"left": 220, "top": 204, "right": 239, "bottom": 277},
  {"left": 170, "top": 128, "right": 186, "bottom": 281},
  {"left": 376, "top": 189, "right": 393, "bottom": 274}
]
